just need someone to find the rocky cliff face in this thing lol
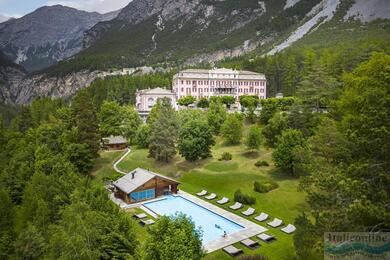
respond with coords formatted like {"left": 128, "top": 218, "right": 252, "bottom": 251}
{"left": 14, "top": 70, "right": 103, "bottom": 104}
{"left": 0, "top": 51, "right": 27, "bottom": 102}
{"left": 82, "top": 0, "right": 267, "bottom": 61}
{"left": 0, "top": 5, "right": 119, "bottom": 72}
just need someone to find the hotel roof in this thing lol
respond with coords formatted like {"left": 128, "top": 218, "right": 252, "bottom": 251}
{"left": 113, "top": 168, "right": 180, "bottom": 194}
{"left": 103, "top": 135, "right": 127, "bottom": 145}
{"left": 136, "top": 87, "right": 174, "bottom": 95}
{"left": 174, "top": 68, "right": 265, "bottom": 77}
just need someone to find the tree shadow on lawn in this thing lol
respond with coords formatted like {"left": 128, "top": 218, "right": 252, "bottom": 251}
{"left": 267, "top": 168, "right": 298, "bottom": 182}
{"left": 241, "top": 150, "right": 260, "bottom": 159}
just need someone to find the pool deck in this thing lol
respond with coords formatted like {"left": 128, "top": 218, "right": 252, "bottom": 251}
{"left": 114, "top": 190, "right": 268, "bottom": 253}
{"left": 177, "top": 190, "right": 268, "bottom": 253}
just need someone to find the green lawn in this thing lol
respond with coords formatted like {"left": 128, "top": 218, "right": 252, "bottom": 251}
{"left": 107, "top": 137, "right": 308, "bottom": 259}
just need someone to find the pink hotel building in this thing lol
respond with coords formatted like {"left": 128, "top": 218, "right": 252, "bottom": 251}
{"left": 172, "top": 68, "right": 266, "bottom": 101}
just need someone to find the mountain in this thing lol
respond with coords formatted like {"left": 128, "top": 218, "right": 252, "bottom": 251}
{"left": 47, "top": 0, "right": 390, "bottom": 75}
{"left": 52, "top": 0, "right": 322, "bottom": 73}
{"left": 1, "top": 0, "right": 390, "bottom": 105}
{"left": 0, "top": 5, "right": 120, "bottom": 72}
{"left": 0, "top": 14, "right": 11, "bottom": 23}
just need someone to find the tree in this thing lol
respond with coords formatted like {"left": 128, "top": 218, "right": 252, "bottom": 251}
{"left": 262, "top": 112, "right": 288, "bottom": 147}
{"left": 220, "top": 96, "right": 236, "bottom": 108}
{"left": 245, "top": 125, "right": 262, "bottom": 151}
{"left": 240, "top": 95, "right": 259, "bottom": 123}
{"left": 142, "top": 214, "right": 204, "bottom": 260}
{"left": 0, "top": 189, "right": 14, "bottom": 258}
{"left": 65, "top": 143, "right": 94, "bottom": 174}
{"left": 14, "top": 224, "right": 46, "bottom": 259}
{"left": 149, "top": 98, "right": 178, "bottom": 162}
{"left": 259, "top": 99, "right": 278, "bottom": 124}
{"left": 177, "top": 96, "right": 196, "bottom": 106}
{"left": 120, "top": 105, "right": 142, "bottom": 144}
{"left": 221, "top": 113, "right": 243, "bottom": 144}
{"left": 207, "top": 100, "right": 227, "bottom": 135}
{"left": 297, "top": 63, "right": 339, "bottom": 111}
{"left": 178, "top": 119, "right": 215, "bottom": 161}
{"left": 196, "top": 97, "right": 209, "bottom": 108}
{"left": 71, "top": 91, "right": 100, "bottom": 157}
{"left": 272, "top": 129, "right": 305, "bottom": 175}
{"left": 98, "top": 101, "right": 122, "bottom": 137}
{"left": 293, "top": 214, "right": 320, "bottom": 260}
{"left": 178, "top": 109, "right": 207, "bottom": 126}
{"left": 135, "top": 124, "right": 151, "bottom": 148}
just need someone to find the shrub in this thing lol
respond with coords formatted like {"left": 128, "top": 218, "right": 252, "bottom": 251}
{"left": 197, "top": 97, "right": 209, "bottom": 108}
{"left": 254, "top": 181, "right": 279, "bottom": 193}
{"left": 255, "top": 160, "right": 269, "bottom": 167}
{"left": 218, "top": 152, "right": 232, "bottom": 161}
{"left": 234, "top": 189, "right": 256, "bottom": 205}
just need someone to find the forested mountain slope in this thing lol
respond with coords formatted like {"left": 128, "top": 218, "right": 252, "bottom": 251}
{"left": 51, "top": 0, "right": 324, "bottom": 73}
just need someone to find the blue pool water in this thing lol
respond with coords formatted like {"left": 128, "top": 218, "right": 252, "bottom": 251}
{"left": 144, "top": 195, "right": 244, "bottom": 243}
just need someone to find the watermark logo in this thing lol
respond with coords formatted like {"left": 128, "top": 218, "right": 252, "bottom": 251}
{"left": 324, "top": 232, "right": 390, "bottom": 259}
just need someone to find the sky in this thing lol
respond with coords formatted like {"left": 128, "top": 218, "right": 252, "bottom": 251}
{"left": 0, "top": 0, "right": 131, "bottom": 19}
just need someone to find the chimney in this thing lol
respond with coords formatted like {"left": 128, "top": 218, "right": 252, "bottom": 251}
{"left": 131, "top": 172, "right": 135, "bottom": 179}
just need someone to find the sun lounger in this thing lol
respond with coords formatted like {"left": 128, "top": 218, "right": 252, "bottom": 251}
{"left": 217, "top": 197, "right": 229, "bottom": 204}
{"left": 254, "top": 212, "right": 269, "bottom": 222}
{"left": 133, "top": 213, "right": 147, "bottom": 219}
{"left": 242, "top": 207, "right": 255, "bottom": 216}
{"left": 196, "top": 190, "right": 207, "bottom": 196}
{"left": 205, "top": 193, "right": 217, "bottom": 200}
{"left": 257, "top": 233, "right": 276, "bottom": 243}
{"left": 267, "top": 218, "right": 283, "bottom": 227}
{"left": 281, "top": 224, "right": 296, "bottom": 234}
{"left": 229, "top": 202, "right": 243, "bottom": 210}
{"left": 240, "top": 238, "right": 260, "bottom": 249}
{"left": 140, "top": 219, "right": 155, "bottom": 226}
{"left": 223, "top": 245, "right": 243, "bottom": 256}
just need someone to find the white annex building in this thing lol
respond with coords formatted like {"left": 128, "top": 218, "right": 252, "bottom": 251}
{"left": 172, "top": 68, "right": 266, "bottom": 100}
{"left": 135, "top": 87, "right": 177, "bottom": 119}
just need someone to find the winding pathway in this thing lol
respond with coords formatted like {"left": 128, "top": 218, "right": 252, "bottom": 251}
{"left": 113, "top": 148, "right": 131, "bottom": 175}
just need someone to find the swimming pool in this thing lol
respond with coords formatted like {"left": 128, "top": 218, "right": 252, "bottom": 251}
{"left": 143, "top": 195, "right": 245, "bottom": 243}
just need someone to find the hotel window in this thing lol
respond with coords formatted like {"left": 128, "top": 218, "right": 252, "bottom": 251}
{"left": 260, "top": 89, "right": 264, "bottom": 93}
{"left": 181, "top": 80, "right": 184, "bottom": 84}
{"left": 130, "top": 188, "right": 155, "bottom": 201}
{"left": 181, "top": 88, "right": 184, "bottom": 92}
{"left": 193, "top": 88, "right": 196, "bottom": 92}
{"left": 198, "top": 81, "right": 202, "bottom": 85}
{"left": 250, "top": 88, "right": 253, "bottom": 93}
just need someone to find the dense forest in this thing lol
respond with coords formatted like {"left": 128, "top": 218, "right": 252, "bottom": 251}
{"left": 0, "top": 37, "right": 389, "bottom": 259}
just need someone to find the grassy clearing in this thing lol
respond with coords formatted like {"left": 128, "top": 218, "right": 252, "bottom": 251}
{"left": 108, "top": 135, "right": 308, "bottom": 259}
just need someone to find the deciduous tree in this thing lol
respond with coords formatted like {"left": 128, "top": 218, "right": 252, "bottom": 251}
{"left": 142, "top": 214, "right": 204, "bottom": 260}
{"left": 245, "top": 125, "right": 262, "bottom": 151}
{"left": 221, "top": 113, "right": 243, "bottom": 144}
{"left": 178, "top": 119, "right": 215, "bottom": 161}
{"left": 272, "top": 129, "right": 305, "bottom": 175}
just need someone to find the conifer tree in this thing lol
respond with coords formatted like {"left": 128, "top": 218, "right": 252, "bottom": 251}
{"left": 148, "top": 98, "right": 178, "bottom": 162}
